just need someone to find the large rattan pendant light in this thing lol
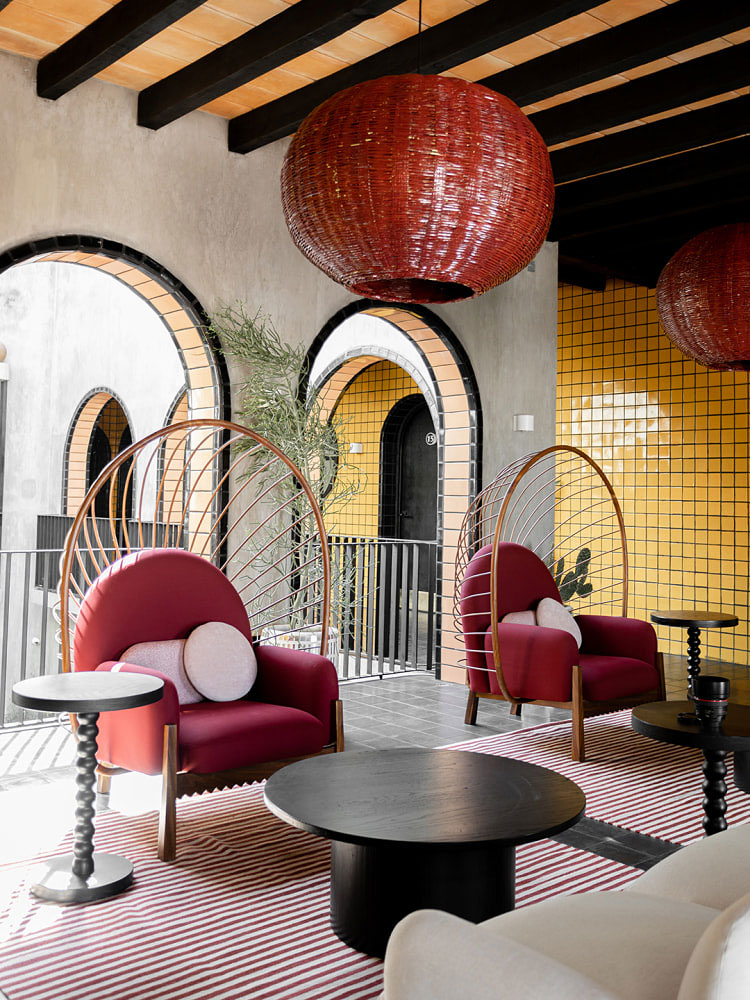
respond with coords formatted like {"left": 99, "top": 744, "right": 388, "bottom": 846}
{"left": 280, "top": 72, "right": 554, "bottom": 304}
{"left": 656, "top": 223, "right": 750, "bottom": 371}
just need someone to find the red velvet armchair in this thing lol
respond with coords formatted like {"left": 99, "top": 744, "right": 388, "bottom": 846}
{"left": 73, "top": 548, "right": 342, "bottom": 860}
{"left": 460, "top": 541, "right": 664, "bottom": 761}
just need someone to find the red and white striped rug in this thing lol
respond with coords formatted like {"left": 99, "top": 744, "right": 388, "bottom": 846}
{"left": 0, "top": 781, "right": 637, "bottom": 1000}
{"left": 446, "top": 707, "right": 750, "bottom": 845}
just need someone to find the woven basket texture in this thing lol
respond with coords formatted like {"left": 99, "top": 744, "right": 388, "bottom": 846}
{"left": 656, "top": 223, "right": 750, "bottom": 371}
{"left": 280, "top": 74, "right": 554, "bottom": 304}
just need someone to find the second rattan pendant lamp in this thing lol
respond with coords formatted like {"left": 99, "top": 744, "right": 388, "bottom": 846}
{"left": 280, "top": 18, "right": 554, "bottom": 305}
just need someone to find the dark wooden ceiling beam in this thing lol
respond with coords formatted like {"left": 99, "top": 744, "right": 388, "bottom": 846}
{"left": 531, "top": 41, "right": 750, "bottom": 147}
{"left": 481, "top": 0, "right": 750, "bottom": 109}
{"left": 550, "top": 95, "right": 750, "bottom": 184}
{"left": 559, "top": 253, "right": 652, "bottom": 289}
{"left": 138, "top": 0, "right": 402, "bottom": 130}
{"left": 36, "top": 0, "right": 204, "bottom": 100}
{"left": 551, "top": 136, "right": 750, "bottom": 235}
{"left": 559, "top": 193, "right": 750, "bottom": 262}
{"left": 227, "top": 0, "right": 596, "bottom": 154}
{"left": 553, "top": 167, "right": 750, "bottom": 243}
{"left": 558, "top": 256, "right": 609, "bottom": 290}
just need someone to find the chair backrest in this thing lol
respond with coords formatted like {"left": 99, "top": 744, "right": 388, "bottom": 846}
{"left": 460, "top": 541, "right": 561, "bottom": 670}
{"left": 73, "top": 548, "right": 253, "bottom": 671}
{"left": 679, "top": 893, "right": 750, "bottom": 1000}
{"left": 58, "top": 418, "right": 331, "bottom": 671}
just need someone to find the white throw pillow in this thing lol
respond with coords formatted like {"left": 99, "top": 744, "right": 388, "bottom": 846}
{"left": 183, "top": 622, "right": 257, "bottom": 702}
{"left": 501, "top": 610, "right": 537, "bottom": 627}
{"left": 536, "top": 597, "right": 582, "bottom": 649}
{"left": 120, "top": 638, "right": 202, "bottom": 705}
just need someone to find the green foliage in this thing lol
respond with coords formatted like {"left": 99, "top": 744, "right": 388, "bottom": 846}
{"left": 209, "top": 303, "right": 362, "bottom": 519}
{"left": 555, "top": 546, "right": 593, "bottom": 603}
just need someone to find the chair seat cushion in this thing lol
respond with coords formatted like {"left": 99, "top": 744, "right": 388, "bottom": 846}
{"left": 580, "top": 653, "right": 659, "bottom": 701}
{"left": 178, "top": 699, "right": 327, "bottom": 773}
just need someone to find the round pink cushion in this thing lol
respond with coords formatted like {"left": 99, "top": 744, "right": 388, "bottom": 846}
{"left": 184, "top": 622, "right": 257, "bottom": 702}
{"left": 536, "top": 597, "right": 582, "bottom": 649}
{"left": 120, "top": 638, "right": 202, "bottom": 705}
{"left": 501, "top": 610, "right": 536, "bottom": 626}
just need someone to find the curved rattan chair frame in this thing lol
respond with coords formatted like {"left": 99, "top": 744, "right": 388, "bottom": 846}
{"left": 489, "top": 446, "right": 626, "bottom": 701}
{"left": 455, "top": 445, "right": 628, "bottom": 702}
{"left": 59, "top": 418, "right": 331, "bottom": 671}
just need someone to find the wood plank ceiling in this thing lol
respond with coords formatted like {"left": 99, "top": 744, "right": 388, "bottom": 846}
{"left": 1, "top": 0, "right": 748, "bottom": 288}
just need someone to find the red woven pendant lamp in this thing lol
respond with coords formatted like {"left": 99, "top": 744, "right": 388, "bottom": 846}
{"left": 656, "top": 223, "right": 750, "bottom": 371}
{"left": 280, "top": 74, "right": 554, "bottom": 304}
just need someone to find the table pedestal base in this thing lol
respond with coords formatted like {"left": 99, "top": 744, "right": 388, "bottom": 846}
{"left": 331, "top": 840, "right": 515, "bottom": 958}
{"left": 31, "top": 852, "right": 133, "bottom": 903}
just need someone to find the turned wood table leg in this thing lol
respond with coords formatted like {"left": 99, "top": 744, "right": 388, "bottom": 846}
{"left": 31, "top": 710, "right": 135, "bottom": 903}
{"left": 686, "top": 625, "right": 702, "bottom": 700}
{"left": 702, "top": 748, "right": 728, "bottom": 836}
{"left": 72, "top": 712, "right": 99, "bottom": 879}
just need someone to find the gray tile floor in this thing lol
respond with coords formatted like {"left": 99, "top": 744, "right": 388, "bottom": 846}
{"left": 340, "top": 671, "right": 568, "bottom": 751}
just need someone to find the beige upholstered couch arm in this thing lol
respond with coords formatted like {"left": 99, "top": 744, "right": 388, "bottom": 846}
{"left": 381, "top": 909, "right": 619, "bottom": 1000}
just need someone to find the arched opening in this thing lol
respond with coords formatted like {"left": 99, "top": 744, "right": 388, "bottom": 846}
{"left": 307, "top": 301, "right": 481, "bottom": 680}
{"left": 85, "top": 395, "right": 134, "bottom": 520}
{"left": 0, "top": 236, "right": 228, "bottom": 432}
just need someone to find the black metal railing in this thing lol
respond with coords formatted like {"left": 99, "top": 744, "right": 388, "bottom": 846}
{"left": 0, "top": 549, "right": 62, "bottom": 729}
{"left": 0, "top": 534, "right": 442, "bottom": 729}
{"left": 329, "top": 535, "right": 440, "bottom": 680}
{"left": 35, "top": 514, "right": 180, "bottom": 590}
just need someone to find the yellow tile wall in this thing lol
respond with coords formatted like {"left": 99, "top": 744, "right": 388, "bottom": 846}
{"left": 558, "top": 280, "right": 750, "bottom": 665}
{"left": 327, "top": 360, "right": 420, "bottom": 537}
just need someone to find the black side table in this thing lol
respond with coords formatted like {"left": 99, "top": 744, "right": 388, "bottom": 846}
{"left": 650, "top": 610, "right": 739, "bottom": 700}
{"left": 12, "top": 671, "right": 163, "bottom": 903}
{"left": 265, "top": 748, "right": 585, "bottom": 958}
{"left": 632, "top": 700, "right": 750, "bottom": 836}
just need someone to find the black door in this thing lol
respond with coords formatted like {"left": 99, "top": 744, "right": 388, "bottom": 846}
{"left": 377, "top": 396, "right": 438, "bottom": 662}
{"left": 397, "top": 402, "right": 437, "bottom": 545}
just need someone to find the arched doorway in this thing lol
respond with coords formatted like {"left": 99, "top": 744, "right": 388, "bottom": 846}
{"left": 85, "top": 396, "right": 134, "bottom": 520}
{"left": 307, "top": 301, "right": 482, "bottom": 680}
{"left": 1, "top": 237, "right": 229, "bottom": 552}
{"left": 0, "top": 235, "right": 229, "bottom": 428}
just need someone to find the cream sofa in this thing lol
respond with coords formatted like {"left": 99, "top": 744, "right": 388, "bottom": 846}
{"left": 382, "top": 825, "right": 750, "bottom": 1000}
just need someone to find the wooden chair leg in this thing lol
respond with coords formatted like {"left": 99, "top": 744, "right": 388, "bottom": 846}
{"left": 465, "top": 689, "right": 479, "bottom": 725}
{"left": 571, "top": 664, "right": 585, "bottom": 762}
{"left": 334, "top": 699, "right": 345, "bottom": 752}
{"left": 96, "top": 767, "right": 112, "bottom": 796}
{"left": 159, "top": 724, "right": 178, "bottom": 862}
{"left": 510, "top": 703, "right": 522, "bottom": 717}
{"left": 655, "top": 650, "right": 666, "bottom": 701}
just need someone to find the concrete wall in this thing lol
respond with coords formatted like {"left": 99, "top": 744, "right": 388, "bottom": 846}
{"left": 0, "top": 48, "right": 558, "bottom": 692}
{"left": 0, "top": 48, "right": 558, "bottom": 494}
{"left": 0, "top": 261, "right": 184, "bottom": 550}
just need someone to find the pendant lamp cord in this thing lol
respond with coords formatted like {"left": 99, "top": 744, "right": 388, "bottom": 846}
{"left": 417, "top": 0, "right": 423, "bottom": 74}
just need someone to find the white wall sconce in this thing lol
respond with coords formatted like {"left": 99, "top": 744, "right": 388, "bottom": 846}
{"left": 349, "top": 442, "right": 363, "bottom": 454}
{"left": 513, "top": 414, "right": 534, "bottom": 432}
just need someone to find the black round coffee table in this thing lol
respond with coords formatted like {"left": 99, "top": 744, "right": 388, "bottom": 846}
{"left": 632, "top": 700, "right": 750, "bottom": 837}
{"left": 650, "top": 610, "right": 738, "bottom": 701}
{"left": 12, "top": 671, "right": 163, "bottom": 903}
{"left": 264, "top": 748, "right": 585, "bottom": 957}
